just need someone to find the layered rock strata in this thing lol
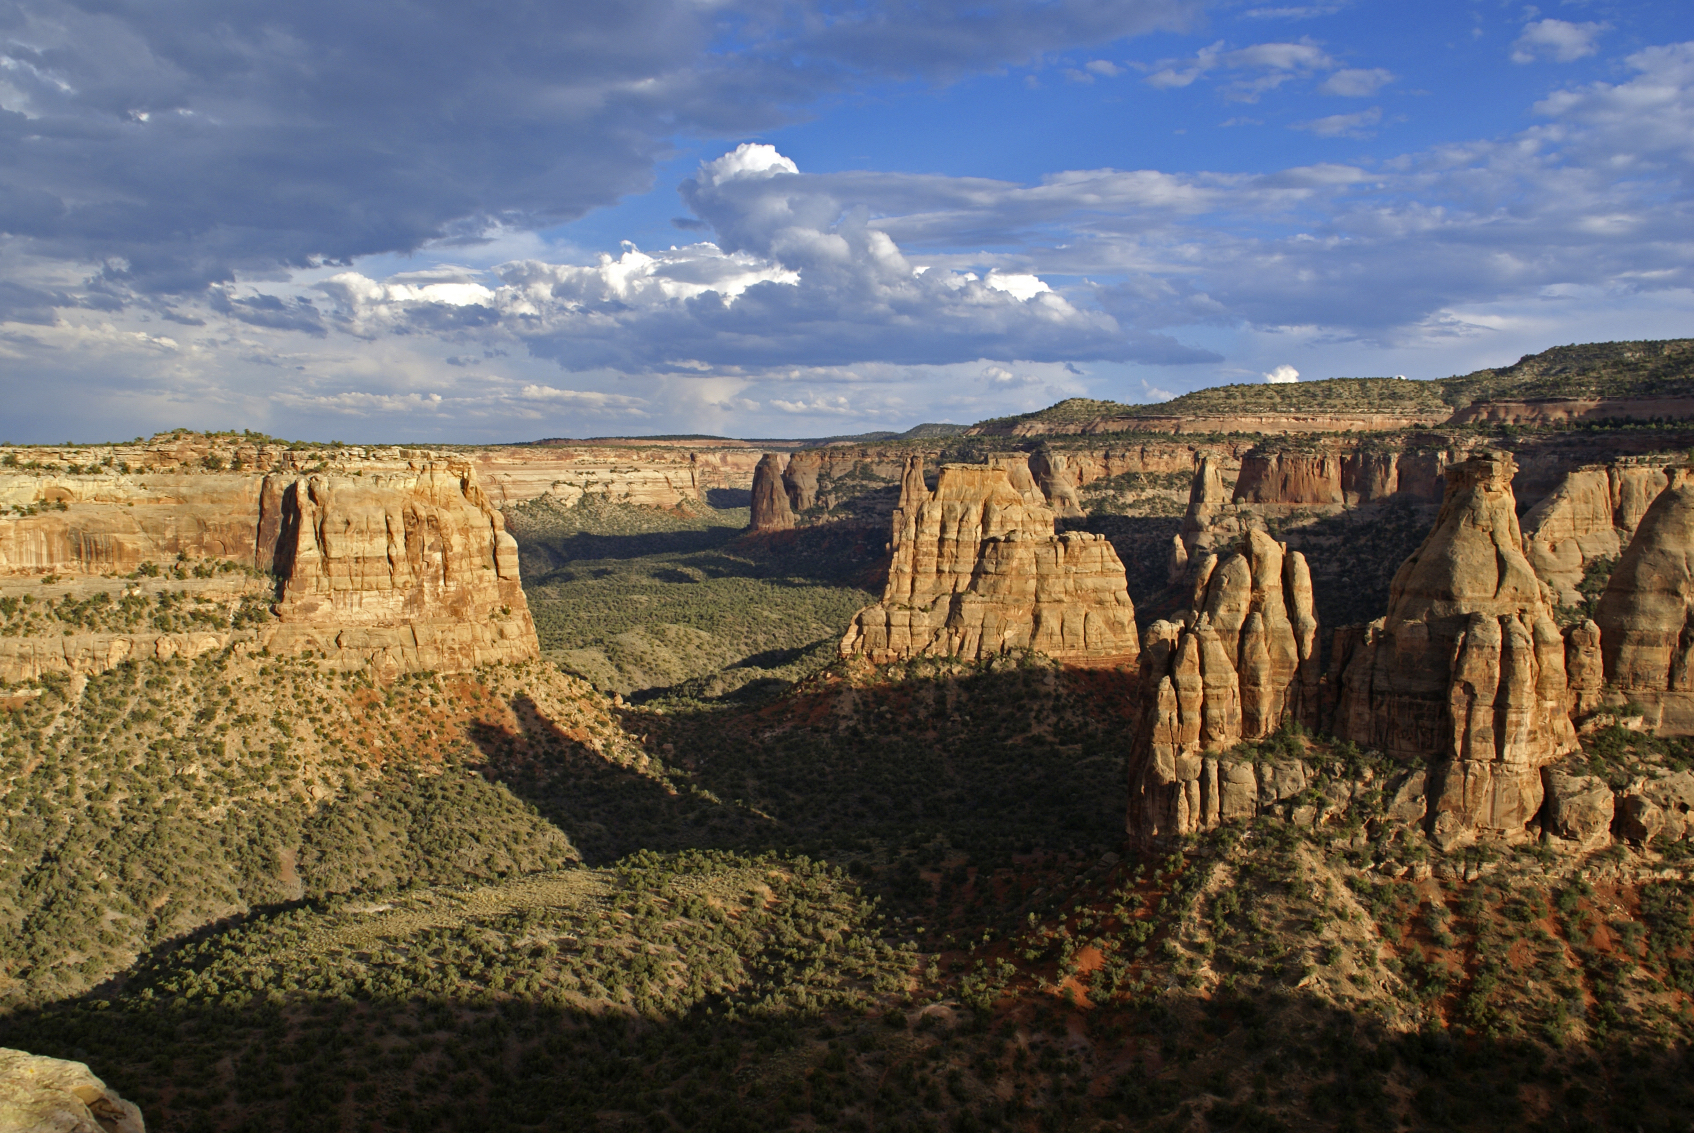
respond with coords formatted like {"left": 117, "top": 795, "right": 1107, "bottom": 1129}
{"left": 1593, "top": 467, "right": 1694, "bottom": 732}
{"left": 1126, "top": 530, "right": 1320, "bottom": 840}
{"left": 1331, "top": 451, "right": 1577, "bottom": 848}
{"left": 840, "top": 456, "right": 1138, "bottom": 665}
{"left": 0, "top": 461, "right": 537, "bottom": 682}
{"left": 0, "top": 1047, "right": 144, "bottom": 1133}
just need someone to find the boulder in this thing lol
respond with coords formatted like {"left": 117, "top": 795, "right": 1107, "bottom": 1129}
{"left": 0, "top": 1047, "right": 144, "bottom": 1133}
{"left": 840, "top": 456, "right": 1139, "bottom": 665}
{"left": 1541, "top": 768, "right": 1615, "bottom": 851}
{"left": 1617, "top": 793, "right": 1666, "bottom": 845}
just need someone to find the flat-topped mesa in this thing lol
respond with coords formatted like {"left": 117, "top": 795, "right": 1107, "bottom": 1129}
{"left": 748, "top": 453, "right": 797, "bottom": 532}
{"left": 0, "top": 458, "right": 537, "bottom": 681}
{"left": 1331, "top": 450, "right": 1577, "bottom": 849}
{"left": 1126, "top": 529, "right": 1321, "bottom": 842}
{"left": 1594, "top": 466, "right": 1694, "bottom": 732}
{"left": 839, "top": 455, "right": 1138, "bottom": 665}
{"left": 260, "top": 463, "right": 538, "bottom": 678}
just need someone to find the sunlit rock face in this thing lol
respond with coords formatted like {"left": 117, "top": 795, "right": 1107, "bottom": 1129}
{"left": 1331, "top": 451, "right": 1576, "bottom": 849}
{"left": 1125, "top": 530, "right": 1320, "bottom": 842}
{"left": 1594, "top": 467, "right": 1694, "bottom": 733}
{"left": 840, "top": 455, "right": 1138, "bottom": 665}
{"left": 0, "top": 460, "right": 537, "bottom": 683}
{"left": 264, "top": 463, "right": 538, "bottom": 678}
{"left": 1522, "top": 462, "right": 1670, "bottom": 607}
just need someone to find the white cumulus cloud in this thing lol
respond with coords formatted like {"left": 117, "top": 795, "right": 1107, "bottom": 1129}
{"left": 1263, "top": 364, "right": 1300, "bottom": 384}
{"left": 1511, "top": 19, "right": 1609, "bottom": 64}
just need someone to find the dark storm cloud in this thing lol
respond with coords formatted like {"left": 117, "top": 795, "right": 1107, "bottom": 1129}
{"left": 0, "top": 0, "right": 1201, "bottom": 297}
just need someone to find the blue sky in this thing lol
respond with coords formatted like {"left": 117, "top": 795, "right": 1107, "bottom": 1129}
{"left": 0, "top": 0, "right": 1689, "bottom": 441}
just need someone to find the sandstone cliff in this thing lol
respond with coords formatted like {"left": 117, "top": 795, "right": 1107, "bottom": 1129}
{"left": 0, "top": 458, "right": 537, "bottom": 682}
{"left": 1593, "top": 467, "right": 1694, "bottom": 732}
{"left": 1331, "top": 451, "right": 1576, "bottom": 848}
{"left": 1522, "top": 461, "right": 1671, "bottom": 607}
{"left": 1125, "top": 530, "right": 1320, "bottom": 840}
{"left": 0, "top": 1047, "right": 144, "bottom": 1133}
{"left": 840, "top": 456, "right": 1138, "bottom": 665}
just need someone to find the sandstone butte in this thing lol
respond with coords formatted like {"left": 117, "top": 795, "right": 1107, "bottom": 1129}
{"left": 1328, "top": 451, "right": 1578, "bottom": 850}
{"left": 839, "top": 455, "right": 1139, "bottom": 665}
{"left": 0, "top": 453, "right": 537, "bottom": 683}
{"left": 1521, "top": 460, "right": 1672, "bottom": 607}
{"left": 1125, "top": 529, "right": 1321, "bottom": 840}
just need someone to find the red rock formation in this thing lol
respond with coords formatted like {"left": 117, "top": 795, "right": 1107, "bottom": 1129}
{"left": 1593, "top": 467, "right": 1694, "bottom": 732}
{"left": 1126, "top": 529, "right": 1320, "bottom": 841}
{"left": 1233, "top": 450, "right": 1345, "bottom": 506}
{"left": 749, "top": 454, "right": 797, "bottom": 532}
{"left": 1331, "top": 451, "right": 1577, "bottom": 848}
{"left": 840, "top": 455, "right": 1138, "bottom": 665}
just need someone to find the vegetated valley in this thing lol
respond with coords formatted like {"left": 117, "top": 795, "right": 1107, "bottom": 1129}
{"left": 5, "top": 340, "right": 1694, "bottom": 1133}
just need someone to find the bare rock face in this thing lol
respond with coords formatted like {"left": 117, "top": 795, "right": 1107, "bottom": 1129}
{"left": 262, "top": 463, "right": 538, "bottom": 678}
{"left": 1522, "top": 462, "right": 1670, "bottom": 607}
{"left": 0, "top": 1047, "right": 144, "bottom": 1133}
{"left": 1233, "top": 450, "right": 1345, "bottom": 506}
{"left": 1178, "top": 453, "right": 1265, "bottom": 567}
{"left": 1125, "top": 530, "right": 1320, "bottom": 841}
{"left": 1594, "top": 468, "right": 1694, "bottom": 733}
{"left": 1541, "top": 766, "right": 1615, "bottom": 851}
{"left": 0, "top": 461, "right": 537, "bottom": 683}
{"left": 1564, "top": 618, "right": 1605, "bottom": 717}
{"left": 1332, "top": 451, "right": 1576, "bottom": 849}
{"left": 1028, "top": 450, "right": 1085, "bottom": 518}
{"left": 749, "top": 454, "right": 797, "bottom": 532}
{"left": 840, "top": 455, "right": 1138, "bottom": 665}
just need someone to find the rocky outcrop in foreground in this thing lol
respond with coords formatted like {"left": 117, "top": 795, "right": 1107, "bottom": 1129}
{"left": 0, "top": 1047, "right": 143, "bottom": 1133}
{"left": 840, "top": 456, "right": 1138, "bottom": 665}
{"left": 1331, "top": 451, "right": 1576, "bottom": 848}
{"left": 1125, "top": 530, "right": 1320, "bottom": 839}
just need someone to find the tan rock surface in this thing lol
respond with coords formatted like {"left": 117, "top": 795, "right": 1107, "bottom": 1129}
{"left": 1522, "top": 462, "right": 1670, "bottom": 606}
{"left": 1126, "top": 530, "right": 1320, "bottom": 841}
{"left": 1541, "top": 767, "right": 1615, "bottom": 851}
{"left": 840, "top": 456, "right": 1138, "bottom": 665}
{"left": 1594, "top": 467, "right": 1694, "bottom": 733}
{"left": 1332, "top": 451, "right": 1577, "bottom": 848}
{"left": 0, "top": 1047, "right": 143, "bottom": 1133}
{"left": 749, "top": 453, "right": 797, "bottom": 532}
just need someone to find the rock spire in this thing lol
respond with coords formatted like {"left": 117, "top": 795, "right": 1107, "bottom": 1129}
{"left": 748, "top": 453, "right": 797, "bottom": 532}
{"left": 1331, "top": 450, "right": 1576, "bottom": 848}
{"left": 1126, "top": 529, "right": 1320, "bottom": 841}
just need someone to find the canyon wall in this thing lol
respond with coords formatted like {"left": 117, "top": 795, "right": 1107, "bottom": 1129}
{"left": 840, "top": 456, "right": 1139, "bottom": 665}
{"left": 0, "top": 451, "right": 537, "bottom": 682}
